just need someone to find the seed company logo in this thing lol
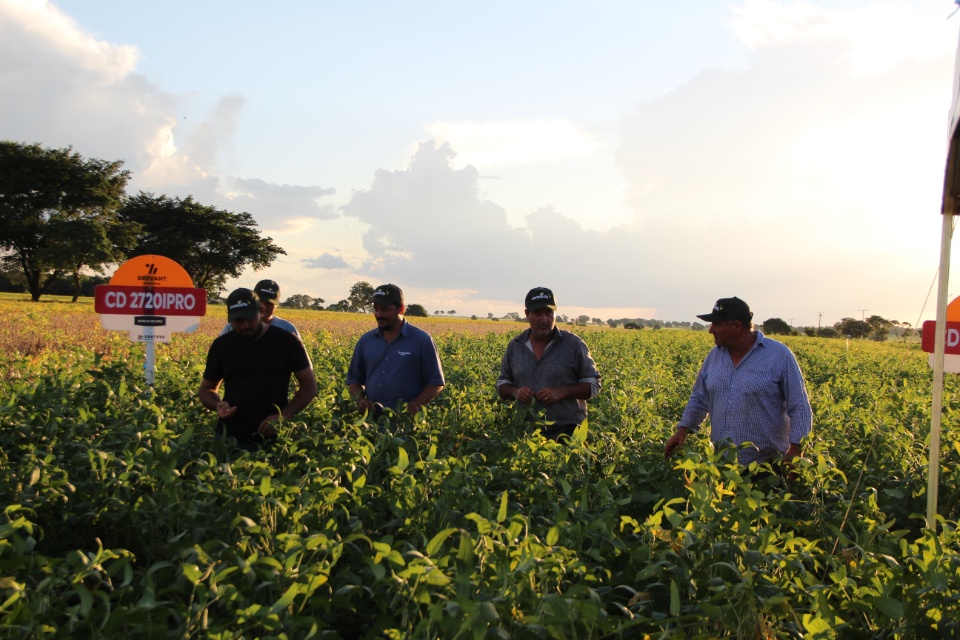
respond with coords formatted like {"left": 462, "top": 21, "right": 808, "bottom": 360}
{"left": 136, "top": 262, "right": 168, "bottom": 282}
{"left": 109, "top": 255, "right": 193, "bottom": 288}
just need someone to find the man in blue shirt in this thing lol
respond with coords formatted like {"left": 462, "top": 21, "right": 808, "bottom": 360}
{"left": 347, "top": 284, "right": 445, "bottom": 416}
{"left": 664, "top": 297, "right": 812, "bottom": 466}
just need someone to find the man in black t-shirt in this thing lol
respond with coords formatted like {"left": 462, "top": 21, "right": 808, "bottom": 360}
{"left": 199, "top": 288, "right": 318, "bottom": 449}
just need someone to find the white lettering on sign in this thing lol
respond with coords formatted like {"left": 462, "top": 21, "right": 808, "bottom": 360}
{"left": 949, "top": 328, "right": 960, "bottom": 348}
{"left": 104, "top": 291, "right": 198, "bottom": 312}
{"left": 105, "top": 291, "right": 126, "bottom": 307}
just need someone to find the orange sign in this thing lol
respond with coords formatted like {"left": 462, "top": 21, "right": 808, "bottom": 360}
{"left": 109, "top": 255, "right": 194, "bottom": 288}
{"left": 97, "top": 255, "right": 205, "bottom": 343}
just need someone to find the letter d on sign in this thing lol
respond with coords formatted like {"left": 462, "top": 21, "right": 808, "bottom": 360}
{"left": 949, "top": 328, "right": 960, "bottom": 348}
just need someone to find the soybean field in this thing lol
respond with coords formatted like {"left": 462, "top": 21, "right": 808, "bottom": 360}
{"left": 2, "top": 298, "right": 960, "bottom": 638}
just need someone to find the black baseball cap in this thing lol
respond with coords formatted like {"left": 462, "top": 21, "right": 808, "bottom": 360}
{"left": 254, "top": 279, "right": 280, "bottom": 304}
{"left": 372, "top": 283, "right": 403, "bottom": 307}
{"left": 226, "top": 288, "right": 261, "bottom": 321}
{"left": 696, "top": 297, "right": 753, "bottom": 324}
{"left": 525, "top": 287, "right": 557, "bottom": 311}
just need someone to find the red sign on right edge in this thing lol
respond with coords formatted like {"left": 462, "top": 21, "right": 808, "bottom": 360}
{"left": 921, "top": 320, "right": 960, "bottom": 355}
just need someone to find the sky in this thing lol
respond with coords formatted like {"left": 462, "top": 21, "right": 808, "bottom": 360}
{"left": 2, "top": 0, "right": 960, "bottom": 327}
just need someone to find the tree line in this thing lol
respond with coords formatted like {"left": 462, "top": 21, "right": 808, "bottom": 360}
{"left": 0, "top": 142, "right": 283, "bottom": 301}
{"left": 759, "top": 315, "right": 912, "bottom": 341}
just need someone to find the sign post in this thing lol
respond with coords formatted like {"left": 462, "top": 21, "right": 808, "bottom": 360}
{"left": 95, "top": 255, "right": 206, "bottom": 386}
{"left": 920, "top": 295, "right": 960, "bottom": 528}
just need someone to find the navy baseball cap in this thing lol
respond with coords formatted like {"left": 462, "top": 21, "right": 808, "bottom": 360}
{"left": 372, "top": 284, "right": 403, "bottom": 307}
{"left": 696, "top": 297, "right": 753, "bottom": 323}
{"left": 254, "top": 279, "right": 280, "bottom": 304}
{"left": 226, "top": 288, "right": 261, "bottom": 321}
{"left": 525, "top": 287, "right": 557, "bottom": 311}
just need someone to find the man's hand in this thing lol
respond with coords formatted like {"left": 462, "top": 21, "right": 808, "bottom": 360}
{"left": 664, "top": 427, "right": 689, "bottom": 458}
{"left": 356, "top": 395, "right": 377, "bottom": 415}
{"left": 216, "top": 401, "right": 237, "bottom": 419}
{"left": 513, "top": 386, "right": 536, "bottom": 404}
{"left": 534, "top": 387, "right": 565, "bottom": 405}
{"left": 258, "top": 414, "right": 279, "bottom": 436}
{"left": 782, "top": 443, "right": 803, "bottom": 481}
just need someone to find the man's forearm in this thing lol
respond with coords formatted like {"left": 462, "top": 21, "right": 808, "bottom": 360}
{"left": 558, "top": 382, "right": 594, "bottom": 401}
{"left": 348, "top": 383, "right": 366, "bottom": 401}
{"left": 198, "top": 379, "right": 223, "bottom": 411}
{"left": 281, "top": 387, "right": 316, "bottom": 420}
{"left": 410, "top": 385, "right": 443, "bottom": 411}
{"left": 497, "top": 383, "right": 519, "bottom": 400}
{"left": 199, "top": 389, "right": 221, "bottom": 411}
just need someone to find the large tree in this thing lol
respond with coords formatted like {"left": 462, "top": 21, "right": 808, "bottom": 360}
{"left": 762, "top": 317, "right": 792, "bottom": 335}
{"left": 347, "top": 281, "right": 375, "bottom": 313}
{"left": 866, "top": 314, "right": 893, "bottom": 342}
{"left": 119, "top": 192, "right": 285, "bottom": 295}
{"left": 834, "top": 317, "right": 872, "bottom": 338}
{"left": 0, "top": 142, "right": 131, "bottom": 301}
{"left": 280, "top": 294, "right": 315, "bottom": 309}
{"left": 405, "top": 303, "right": 428, "bottom": 317}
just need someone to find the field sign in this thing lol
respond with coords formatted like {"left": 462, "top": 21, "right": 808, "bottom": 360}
{"left": 922, "top": 295, "right": 960, "bottom": 373}
{"left": 921, "top": 320, "right": 960, "bottom": 355}
{"left": 95, "top": 256, "right": 206, "bottom": 343}
{"left": 95, "top": 255, "right": 207, "bottom": 386}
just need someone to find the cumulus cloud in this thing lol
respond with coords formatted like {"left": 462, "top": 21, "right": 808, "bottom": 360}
{"left": 728, "top": 0, "right": 955, "bottom": 75}
{"left": 0, "top": 0, "right": 332, "bottom": 237}
{"left": 342, "top": 142, "right": 536, "bottom": 296}
{"left": 425, "top": 118, "right": 602, "bottom": 168}
{"left": 302, "top": 253, "right": 352, "bottom": 269}
{"left": 221, "top": 177, "right": 336, "bottom": 232}
{"left": 337, "top": 2, "right": 952, "bottom": 322}
{"left": 340, "top": 141, "right": 643, "bottom": 309}
{"left": 0, "top": 0, "right": 174, "bottom": 168}
{"left": 612, "top": 0, "right": 952, "bottom": 320}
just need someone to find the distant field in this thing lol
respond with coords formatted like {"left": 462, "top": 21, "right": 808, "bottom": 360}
{"left": 2, "top": 298, "right": 959, "bottom": 637}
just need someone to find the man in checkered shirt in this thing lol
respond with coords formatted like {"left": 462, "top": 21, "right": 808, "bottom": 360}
{"left": 664, "top": 297, "right": 812, "bottom": 467}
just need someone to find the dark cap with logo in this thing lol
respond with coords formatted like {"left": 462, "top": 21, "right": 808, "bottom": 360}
{"left": 372, "top": 283, "right": 404, "bottom": 307}
{"left": 525, "top": 287, "right": 557, "bottom": 311}
{"left": 254, "top": 279, "right": 280, "bottom": 304}
{"left": 226, "top": 288, "right": 261, "bottom": 321}
{"left": 696, "top": 297, "right": 753, "bottom": 324}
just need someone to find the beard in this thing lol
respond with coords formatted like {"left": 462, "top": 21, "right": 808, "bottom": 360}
{"left": 237, "top": 320, "right": 264, "bottom": 342}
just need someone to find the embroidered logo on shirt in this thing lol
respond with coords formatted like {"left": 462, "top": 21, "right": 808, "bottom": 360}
{"left": 398, "top": 351, "right": 412, "bottom": 356}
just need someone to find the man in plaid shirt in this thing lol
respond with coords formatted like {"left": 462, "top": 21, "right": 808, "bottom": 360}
{"left": 664, "top": 297, "right": 812, "bottom": 467}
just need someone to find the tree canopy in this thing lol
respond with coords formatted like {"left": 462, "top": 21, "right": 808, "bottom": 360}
{"left": 834, "top": 317, "right": 872, "bottom": 339}
{"left": 281, "top": 294, "right": 325, "bottom": 310}
{"left": 405, "top": 303, "right": 428, "bottom": 317}
{"left": 119, "top": 192, "right": 285, "bottom": 295}
{"left": 866, "top": 315, "right": 893, "bottom": 342}
{"left": 761, "top": 317, "right": 792, "bottom": 335}
{"left": 0, "top": 141, "right": 131, "bottom": 301}
{"left": 347, "top": 281, "right": 375, "bottom": 313}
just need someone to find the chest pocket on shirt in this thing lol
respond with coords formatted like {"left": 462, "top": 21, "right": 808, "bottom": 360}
{"left": 737, "top": 369, "right": 780, "bottom": 400}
